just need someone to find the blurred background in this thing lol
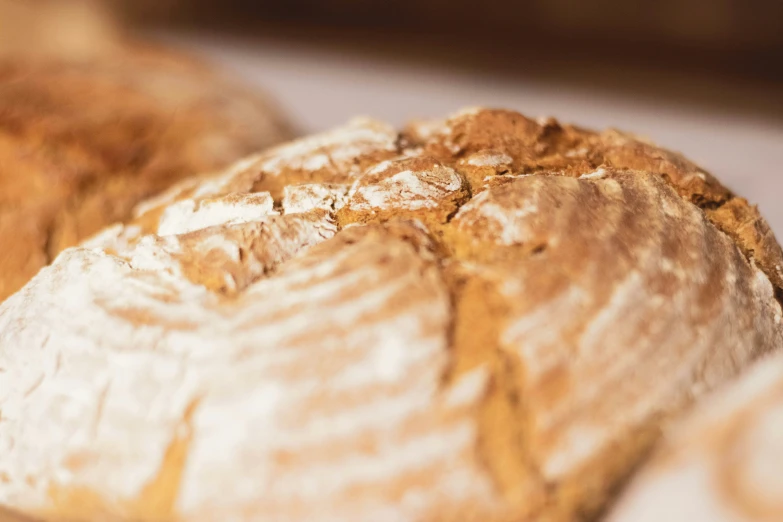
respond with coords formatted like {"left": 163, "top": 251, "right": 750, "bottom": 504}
{"left": 3, "top": 0, "right": 782, "bottom": 232}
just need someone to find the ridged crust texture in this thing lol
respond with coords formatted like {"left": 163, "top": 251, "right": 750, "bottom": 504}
{"left": 0, "top": 108, "right": 781, "bottom": 521}
{"left": 0, "top": 45, "right": 293, "bottom": 302}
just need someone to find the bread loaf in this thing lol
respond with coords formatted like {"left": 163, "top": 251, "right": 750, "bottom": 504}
{"left": 607, "top": 349, "right": 783, "bottom": 522}
{"left": 0, "top": 108, "right": 780, "bottom": 521}
{"left": 0, "top": 46, "right": 293, "bottom": 302}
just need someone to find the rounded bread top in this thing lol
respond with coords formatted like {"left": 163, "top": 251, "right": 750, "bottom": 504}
{"left": 0, "top": 108, "right": 781, "bottom": 521}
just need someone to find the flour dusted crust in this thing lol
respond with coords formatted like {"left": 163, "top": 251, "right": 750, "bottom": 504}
{"left": 607, "top": 351, "right": 783, "bottom": 522}
{"left": 0, "top": 109, "right": 781, "bottom": 521}
{"left": 0, "top": 46, "right": 293, "bottom": 302}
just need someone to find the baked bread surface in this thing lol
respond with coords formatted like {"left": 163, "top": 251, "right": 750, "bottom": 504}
{"left": 0, "top": 46, "right": 293, "bottom": 302}
{"left": 607, "top": 349, "right": 783, "bottom": 522}
{"left": 0, "top": 108, "right": 781, "bottom": 521}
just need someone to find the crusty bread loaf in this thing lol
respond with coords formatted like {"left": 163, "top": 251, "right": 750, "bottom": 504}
{"left": 0, "top": 46, "right": 293, "bottom": 302}
{"left": 0, "top": 108, "right": 780, "bottom": 521}
{"left": 607, "top": 350, "right": 783, "bottom": 522}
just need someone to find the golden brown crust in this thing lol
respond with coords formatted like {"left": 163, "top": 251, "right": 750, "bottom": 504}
{"left": 0, "top": 48, "right": 293, "bottom": 301}
{"left": 403, "top": 108, "right": 782, "bottom": 301}
{"left": 706, "top": 198, "right": 783, "bottom": 291}
{"left": 0, "top": 108, "right": 780, "bottom": 521}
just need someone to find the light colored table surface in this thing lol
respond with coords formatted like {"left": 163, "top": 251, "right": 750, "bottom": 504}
{"left": 164, "top": 31, "right": 783, "bottom": 236}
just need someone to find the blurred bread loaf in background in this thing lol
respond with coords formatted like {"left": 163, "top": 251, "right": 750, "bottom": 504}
{"left": 607, "top": 349, "right": 783, "bottom": 522}
{"left": 0, "top": 0, "right": 121, "bottom": 60}
{"left": 0, "top": 0, "right": 294, "bottom": 302}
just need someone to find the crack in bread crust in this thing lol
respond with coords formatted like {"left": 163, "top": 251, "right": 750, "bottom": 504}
{"left": 0, "top": 108, "right": 781, "bottom": 522}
